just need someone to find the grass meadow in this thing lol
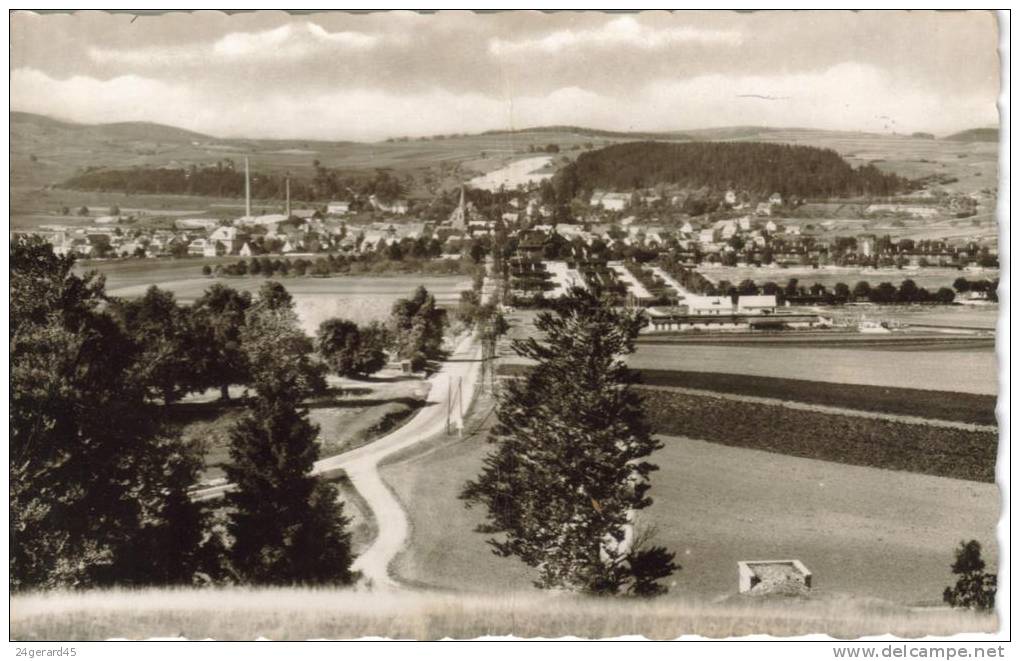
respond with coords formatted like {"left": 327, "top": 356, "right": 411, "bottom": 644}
{"left": 10, "top": 588, "right": 998, "bottom": 640}
{"left": 379, "top": 397, "right": 998, "bottom": 605}
{"left": 625, "top": 342, "right": 998, "bottom": 395}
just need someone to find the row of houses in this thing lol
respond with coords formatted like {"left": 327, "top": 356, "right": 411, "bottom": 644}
{"left": 589, "top": 188, "right": 784, "bottom": 215}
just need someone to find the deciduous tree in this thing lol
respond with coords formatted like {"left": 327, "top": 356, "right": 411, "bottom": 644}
{"left": 390, "top": 285, "right": 447, "bottom": 371}
{"left": 11, "top": 237, "right": 207, "bottom": 590}
{"left": 191, "top": 284, "right": 253, "bottom": 400}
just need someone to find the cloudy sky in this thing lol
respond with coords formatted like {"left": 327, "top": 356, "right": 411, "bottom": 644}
{"left": 10, "top": 10, "right": 1002, "bottom": 141}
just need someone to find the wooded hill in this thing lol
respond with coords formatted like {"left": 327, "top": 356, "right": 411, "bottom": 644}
{"left": 553, "top": 141, "right": 913, "bottom": 200}
{"left": 58, "top": 162, "right": 407, "bottom": 203}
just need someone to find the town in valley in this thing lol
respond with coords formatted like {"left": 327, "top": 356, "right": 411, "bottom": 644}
{"left": 9, "top": 9, "right": 1004, "bottom": 643}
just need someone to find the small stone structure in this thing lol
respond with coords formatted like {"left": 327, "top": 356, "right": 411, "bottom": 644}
{"left": 737, "top": 559, "right": 812, "bottom": 595}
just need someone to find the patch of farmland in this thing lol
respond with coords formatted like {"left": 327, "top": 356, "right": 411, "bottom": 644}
{"left": 497, "top": 364, "right": 996, "bottom": 426}
{"left": 626, "top": 343, "right": 997, "bottom": 395}
{"left": 638, "top": 389, "right": 998, "bottom": 482}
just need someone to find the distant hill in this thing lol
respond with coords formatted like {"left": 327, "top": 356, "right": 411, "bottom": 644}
{"left": 10, "top": 111, "right": 213, "bottom": 143}
{"left": 942, "top": 128, "right": 998, "bottom": 142}
{"left": 9, "top": 112, "right": 443, "bottom": 190}
{"left": 551, "top": 141, "right": 912, "bottom": 201}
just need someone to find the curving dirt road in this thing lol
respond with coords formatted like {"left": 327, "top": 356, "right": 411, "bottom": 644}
{"left": 321, "top": 332, "right": 483, "bottom": 588}
{"left": 191, "top": 331, "right": 484, "bottom": 588}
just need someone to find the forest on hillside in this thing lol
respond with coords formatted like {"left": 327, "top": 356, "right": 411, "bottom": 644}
{"left": 551, "top": 141, "right": 914, "bottom": 200}
{"left": 59, "top": 161, "right": 407, "bottom": 203}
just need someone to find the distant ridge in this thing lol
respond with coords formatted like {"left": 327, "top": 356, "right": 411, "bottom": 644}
{"left": 10, "top": 111, "right": 214, "bottom": 142}
{"left": 482, "top": 125, "right": 695, "bottom": 141}
{"left": 942, "top": 128, "right": 998, "bottom": 142}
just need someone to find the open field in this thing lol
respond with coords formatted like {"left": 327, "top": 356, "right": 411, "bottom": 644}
{"left": 636, "top": 332, "right": 995, "bottom": 349}
{"left": 467, "top": 155, "right": 555, "bottom": 190}
{"left": 10, "top": 587, "right": 997, "bottom": 640}
{"left": 10, "top": 187, "right": 250, "bottom": 231}
{"left": 497, "top": 365, "right": 997, "bottom": 425}
{"left": 381, "top": 411, "right": 998, "bottom": 604}
{"left": 638, "top": 389, "right": 998, "bottom": 482}
{"left": 776, "top": 213, "right": 1000, "bottom": 245}
{"left": 81, "top": 260, "right": 473, "bottom": 334}
{"left": 624, "top": 343, "right": 998, "bottom": 395}
{"left": 697, "top": 266, "right": 999, "bottom": 292}
{"left": 874, "top": 306, "right": 1000, "bottom": 330}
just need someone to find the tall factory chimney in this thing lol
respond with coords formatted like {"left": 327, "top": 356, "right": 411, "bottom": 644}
{"left": 245, "top": 157, "right": 251, "bottom": 218}
{"left": 286, "top": 175, "right": 291, "bottom": 218}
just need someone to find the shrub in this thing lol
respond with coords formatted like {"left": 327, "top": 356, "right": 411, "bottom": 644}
{"left": 943, "top": 540, "right": 997, "bottom": 611}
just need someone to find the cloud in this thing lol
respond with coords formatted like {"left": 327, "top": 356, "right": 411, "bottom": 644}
{"left": 489, "top": 16, "right": 743, "bottom": 56}
{"left": 88, "top": 21, "right": 380, "bottom": 68}
{"left": 11, "top": 62, "right": 997, "bottom": 142}
{"left": 213, "top": 22, "right": 379, "bottom": 60}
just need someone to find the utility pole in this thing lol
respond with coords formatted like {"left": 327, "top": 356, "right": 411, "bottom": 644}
{"left": 285, "top": 173, "right": 291, "bottom": 218}
{"left": 458, "top": 376, "right": 464, "bottom": 438}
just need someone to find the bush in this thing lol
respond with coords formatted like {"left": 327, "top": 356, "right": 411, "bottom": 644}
{"left": 943, "top": 540, "right": 997, "bottom": 611}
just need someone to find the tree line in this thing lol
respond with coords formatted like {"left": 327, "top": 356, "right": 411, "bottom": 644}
{"left": 60, "top": 161, "right": 410, "bottom": 204}
{"left": 207, "top": 253, "right": 481, "bottom": 279}
{"left": 709, "top": 277, "right": 959, "bottom": 305}
{"left": 11, "top": 235, "right": 450, "bottom": 590}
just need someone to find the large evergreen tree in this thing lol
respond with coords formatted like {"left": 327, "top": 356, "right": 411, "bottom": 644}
{"left": 461, "top": 287, "right": 677, "bottom": 595}
{"left": 224, "top": 395, "right": 354, "bottom": 585}
{"left": 225, "top": 280, "right": 353, "bottom": 585}
{"left": 11, "top": 236, "right": 207, "bottom": 589}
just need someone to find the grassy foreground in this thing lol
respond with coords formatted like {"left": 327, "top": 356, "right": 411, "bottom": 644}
{"left": 11, "top": 588, "right": 996, "bottom": 641}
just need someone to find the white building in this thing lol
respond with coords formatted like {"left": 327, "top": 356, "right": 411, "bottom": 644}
{"left": 687, "top": 295, "right": 733, "bottom": 315}
{"left": 736, "top": 295, "right": 778, "bottom": 314}
{"left": 176, "top": 218, "right": 220, "bottom": 230}
{"left": 327, "top": 201, "right": 351, "bottom": 215}
{"left": 698, "top": 228, "right": 717, "bottom": 245}
{"left": 589, "top": 190, "right": 630, "bottom": 211}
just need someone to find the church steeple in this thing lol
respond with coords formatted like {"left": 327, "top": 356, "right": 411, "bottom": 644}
{"left": 449, "top": 185, "right": 469, "bottom": 230}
